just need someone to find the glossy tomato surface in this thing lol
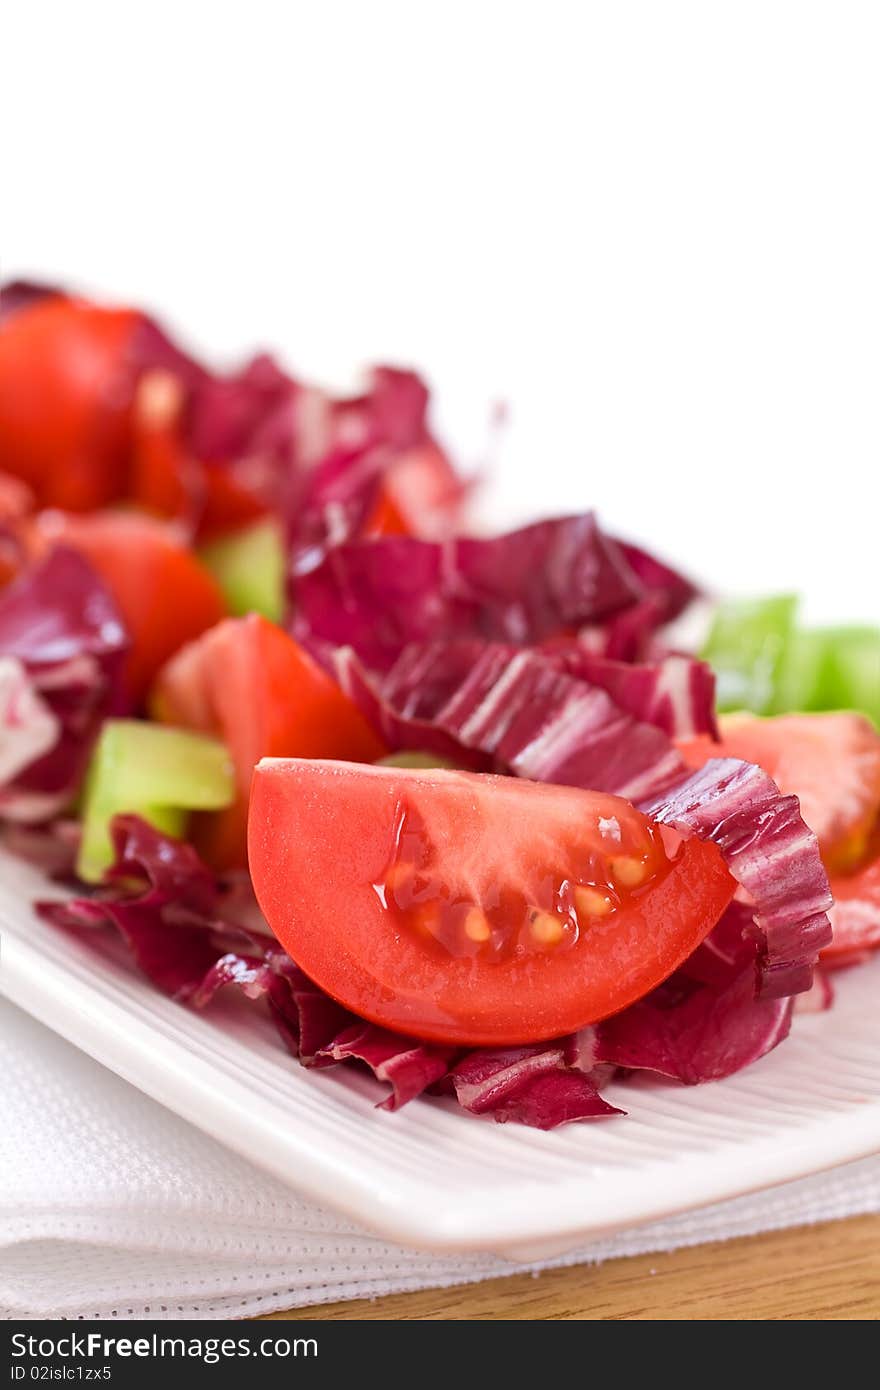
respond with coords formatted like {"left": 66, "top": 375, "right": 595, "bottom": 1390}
{"left": 248, "top": 760, "right": 734, "bottom": 1046}
{"left": 34, "top": 510, "right": 226, "bottom": 704}
{"left": 152, "top": 615, "right": 386, "bottom": 868}
{"left": 0, "top": 297, "right": 141, "bottom": 510}
{"left": 826, "top": 856, "right": 880, "bottom": 961}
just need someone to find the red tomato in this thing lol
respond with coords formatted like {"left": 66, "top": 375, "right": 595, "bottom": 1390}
{"left": 679, "top": 712, "right": 880, "bottom": 875}
{"left": 152, "top": 615, "right": 387, "bottom": 869}
{"left": 129, "top": 371, "right": 196, "bottom": 522}
{"left": 383, "top": 439, "right": 463, "bottom": 536}
{"left": 34, "top": 510, "right": 226, "bottom": 705}
{"left": 248, "top": 760, "right": 734, "bottom": 1045}
{"left": 196, "top": 466, "right": 268, "bottom": 541}
{"left": 825, "top": 857, "right": 880, "bottom": 961}
{"left": 679, "top": 712, "right": 880, "bottom": 961}
{"left": 365, "top": 486, "right": 410, "bottom": 537}
{"left": 0, "top": 471, "right": 35, "bottom": 587}
{"left": 129, "top": 371, "right": 268, "bottom": 540}
{"left": 0, "top": 297, "right": 142, "bottom": 510}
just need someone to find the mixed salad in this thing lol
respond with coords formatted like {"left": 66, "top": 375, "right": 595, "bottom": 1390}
{"left": 1, "top": 280, "right": 878, "bottom": 1129}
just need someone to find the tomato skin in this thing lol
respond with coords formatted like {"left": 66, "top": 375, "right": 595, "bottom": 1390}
{"left": 34, "top": 510, "right": 227, "bottom": 704}
{"left": 152, "top": 615, "right": 387, "bottom": 869}
{"left": 0, "top": 298, "right": 143, "bottom": 510}
{"left": 248, "top": 760, "right": 735, "bottom": 1046}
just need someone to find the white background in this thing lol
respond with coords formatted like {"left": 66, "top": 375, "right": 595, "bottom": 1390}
{"left": 2, "top": 2, "right": 878, "bottom": 620}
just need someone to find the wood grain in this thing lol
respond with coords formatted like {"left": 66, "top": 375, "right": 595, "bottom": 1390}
{"left": 259, "top": 1215, "right": 880, "bottom": 1320}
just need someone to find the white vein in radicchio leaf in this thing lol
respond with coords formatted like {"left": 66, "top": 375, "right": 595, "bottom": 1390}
{"left": 343, "top": 641, "right": 831, "bottom": 1000}
{"left": 642, "top": 759, "right": 833, "bottom": 998}
{"left": 443, "top": 1044, "right": 621, "bottom": 1127}
{"left": 339, "top": 640, "right": 689, "bottom": 803}
{"left": 317, "top": 1024, "right": 453, "bottom": 1111}
{"left": 0, "top": 548, "right": 129, "bottom": 822}
{"left": 542, "top": 643, "right": 718, "bottom": 739}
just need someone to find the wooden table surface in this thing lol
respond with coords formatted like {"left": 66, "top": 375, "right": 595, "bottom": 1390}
{"left": 261, "top": 1214, "right": 880, "bottom": 1320}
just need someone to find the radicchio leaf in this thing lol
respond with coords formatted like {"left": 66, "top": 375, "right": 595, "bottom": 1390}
{"left": 594, "top": 905, "right": 794, "bottom": 1082}
{"left": 37, "top": 815, "right": 237, "bottom": 997}
{"left": 793, "top": 968, "right": 834, "bottom": 1014}
{"left": 36, "top": 816, "right": 455, "bottom": 1114}
{"left": 543, "top": 644, "right": 718, "bottom": 739}
{"left": 0, "top": 549, "right": 128, "bottom": 821}
{"left": 317, "top": 1023, "right": 453, "bottom": 1111}
{"left": 292, "top": 514, "right": 642, "bottom": 669}
{"left": 0, "top": 280, "right": 66, "bottom": 323}
{"left": 643, "top": 759, "right": 834, "bottom": 998}
{"left": 445, "top": 1044, "right": 621, "bottom": 1126}
{"left": 565, "top": 539, "right": 699, "bottom": 660}
{"left": 341, "top": 641, "right": 830, "bottom": 997}
{"left": 338, "top": 641, "right": 687, "bottom": 802}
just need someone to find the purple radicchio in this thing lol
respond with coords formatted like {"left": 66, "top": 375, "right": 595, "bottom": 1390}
{"left": 337, "top": 641, "right": 831, "bottom": 997}
{"left": 0, "top": 548, "right": 128, "bottom": 822}
{"left": 0, "top": 280, "right": 67, "bottom": 323}
{"left": 36, "top": 817, "right": 457, "bottom": 1115}
{"left": 443, "top": 1041, "right": 621, "bottom": 1127}
{"left": 336, "top": 640, "right": 689, "bottom": 803}
{"left": 36, "top": 815, "right": 616, "bottom": 1125}
{"left": 642, "top": 759, "right": 833, "bottom": 999}
{"left": 291, "top": 514, "right": 643, "bottom": 670}
{"left": 576, "top": 539, "right": 700, "bottom": 661}
{"left": 593, "top": 905, "right": 795, "bottom": 1082}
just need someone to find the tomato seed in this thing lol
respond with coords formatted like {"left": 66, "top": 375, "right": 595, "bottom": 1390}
{"left": 463, "top": 907, "right": 491, "bottom": 942}
{"left": 573, "top": 886, "right": 615, "bottom": 918}
{"left": 609, "top": 855, "right": 650, "bottom": 887}
{"left": 529, "top": 910, "right": 565, "bottom": 945}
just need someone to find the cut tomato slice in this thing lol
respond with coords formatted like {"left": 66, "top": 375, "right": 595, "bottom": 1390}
{"left": 678, "top": 711, "right": 880, "bottom": 961}
{"left": 679, "top": 712, "right": 880, "bottom": 875}
{"left": 248, "top": 760, "right": 734, "bottom": 1046}
{"left": 152, "top": 615, "right": 387, "bottom": 869}
{"left": 825, "top": 857, "right": 880, "bottom": 961}
{"left": 33, "top": 510, "right": 227, "bottom": 705}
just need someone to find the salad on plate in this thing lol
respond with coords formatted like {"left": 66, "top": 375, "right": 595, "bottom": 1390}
{"left": 1, "top": 279, "right": 878, "bottom": 1130}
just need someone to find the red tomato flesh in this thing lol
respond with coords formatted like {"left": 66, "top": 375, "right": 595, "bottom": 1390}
{"left": 679, "top": 712, "right": 880, "bottom": 875}
{"left": 826, "top": 857, "right": 880, "bottom": 961}
{"left": 0, "top": 297, "right": 141, "bottom": 510}
{"left": 248, "top": 760, "right": 734, "bottom": 1046}
{"left": 33, "top": 510, "right": 227, "bottom": 705}
{"left": 152, "top": 615, "right": 387, "bottom": 869}
{"left": 678, "top": 711, "right": 880, "bottom": 960}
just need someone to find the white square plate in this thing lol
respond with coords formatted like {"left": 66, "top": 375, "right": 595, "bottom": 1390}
{"left": 2, "top": 847, "right": 879, "bottom": 1260}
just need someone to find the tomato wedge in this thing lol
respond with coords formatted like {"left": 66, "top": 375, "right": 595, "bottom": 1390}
{"left": 248, "top": 760, "right": 734, "bottom": 1046}
{"left": 678, "top": 711, "right": 880, "bottom": 960}
{"left": 679, "top": 712, "right": 880, "bottom": 874}
{"left": 0, "top": 296, "right": 141, "bottom": 510}
{"left": 152, "top": 615, "right": 387, "bottom": 868}
{"left": 33, "top": 510, "right": 227, "bottom": 704}
{"left": 826, "top": 857, "right": 880, "bottom": 961}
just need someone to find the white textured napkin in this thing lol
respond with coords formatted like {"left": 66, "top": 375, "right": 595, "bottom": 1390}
{"left": 3, "top": 997, "right": 880, "bottom": 1321}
